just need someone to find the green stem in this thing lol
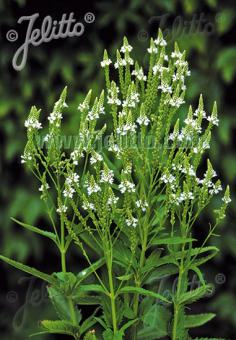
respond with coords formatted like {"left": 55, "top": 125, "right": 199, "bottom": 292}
{"left": 131, "top": 228, "right": 148, "bottom": 340}
{"left": 60, "top": 215, "right": 77, "bottom": 326}
{"left": 108, "top": 260, "right": 117, "bottom": 334}
{"left": 172, "top": 248, "right": 185, "bottom": 340}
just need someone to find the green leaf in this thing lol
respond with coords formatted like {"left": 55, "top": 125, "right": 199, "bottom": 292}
{"left": 118, "top": 286, "right": 170, "bottom": 303}
{"left": 143, "top": 264, "right": 178, "bottom": 285}
{"left": 80, "top": 311, "right": 99, "bottom": 335}
{"left": 216, "top": 47, "right": 236, "bottom": 83}
{"left": 157, "top": 246, "right": 219, "bottom": 267}
{"left": 150, "top": 236, "right": 195, "bottom": 245}
{"left": 141, "top": 250, "right": 162, "bottom": 274}
{"left": 116, "top": 273, "right": 133, "bottom": 281}
{"left": 184, "top": 313, "right": 215, "bottom": 328}
{"left": 139, "top": 304, "right": 171, "bottom": 339}
{"left": 216, "top": 9, "right": 235, "bottom": 34}
{"left": 79, "top": 231, "right": 102, "bottom": 256}
{"left": 190, "top": 266, "right": 205, "bottom": 285}
{"left": 78, "top": 284, "right": 108, "bottom": 295}
{"left": 40, "top": 319, "right": 80, "bottom": 337}
{"left": 74, "top": 296, "right": 101, "bottom": 305}
{"left": 0, "top": 255, "right": 55, "bottom": 284}
{"left": 178, "top": 284, "right": 212, "bottom": 305}
{"left": 76, "top": 258, "right": 106, "bottom": 285}
{"left": 84, "top": 330, "right": 98, "bottom": 339}
{"left": 11, "top": 217, "right": 58, "bottom": 245}
{"left": 48, "top": 286, "right": 81, "bottom": 322}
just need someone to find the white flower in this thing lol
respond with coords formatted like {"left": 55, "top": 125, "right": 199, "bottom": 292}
{"left": 100, "top": 169, "right": 114, "bottom": 184}
{"left": 21, "top": 153, "right": 33, "bottom": 163}
{"left": 184, "top": 117, "right": 202, "bottom": 133}
{"left": 207, "top": 115, "right": 219, "bottom": 126}
{"left": 119, "top": 180, "right": 135, "bottom": 193}
{"left": 108, "top": 144, "right": 121, "bottom": 156}
{"left": 48, "top": 111, "right": 62, "bottom": 125}
{"left": 168, "top": 97, "right": 185, "bottom": 108}
{"left": 66, "top": 173, "right": 80, "bottom": 185}
{"left": 24, "top": 118, "right": 42, "bottom": 130}
{"left": 147, "top": 46, "right": 158, "bottom": 54}
{"left": 63, "top": 186, "right": 75, "bottom": 199}
{"left": 39, "top": 183, "right": 50, "bottom": 192}
{"left": 160, "top": 173, "right": 175, "bottom": 184}
{"left": 57, "top": 205, "right": 68, "bottom": 214}
{"left": 118, "top": 110, "right": 127, "bottom": 117}
{"left": 90, "top": 152, "right": 103, "bottom": 165}
{"left": 172, "top": 191, "right": 194, "bottom": 205}
{"left": 125, "top": 56, "right": 134, "bottom": 65}
{"left": 171, "top": 51, "right": 183, "bottom": 59}
{"left": 175, "top": 59, "right": 188, "bottom": 67}
{"left": 107, "top": 87, "right": 121, "bottom": 105}
{"left": 120, "top": 44, "right": 133, "bottom": 53}
{"left": 107, "top": 195, "right": 119, "bottom": 206}
{"left": 153, "top": 64, "right": 163, "bottom": 75}
{"left": 126, "top": 216, "right": 138, "bottom": 228}
{"left": 108, "top": 97, "right": 121, "bottom": 105}
{"left": 124, "top": 164, "right": 132, "bottom": 174}
{"left": 137, "top": 115, "right": 150, "bottom": 126}
{"left": 158, "top": 84, "right": 172, "bottom": 94}
{"left": 82, "top": 202, "right": 96, "bottom": 211}
{"left": 136, "top": 200, "right": 148, "bottom": 212}
{"left": 87, "top": 182, "right": 101, "bottom": 196}
{"left": 101, "top": 59, "right": 112, "bottom": 67}
{"left": 86, "top": 111, "right": 99, "bottom": 121}
{"left": 78, "top": 102, "right": 89, "bottom": 112}
{"left": 116, "top": 123, "right": 137, "bottom": 135}
{"left": 122, "top": 91, "right": 140, "bottom": 108}
{"left": 99, "top": 106, "right": 105, "bottom": 115}
{"left": 132, "top": 68, "right": 147, "bottom": 81}
{"left": 209, "top": 183, "right": 222, "bottom": 195}
{"left": 194, "top": 108, "right": 207, "bottom": 119}
{"left": 173, "top": 73, "right": 182, "bottom": 82}
{"left": 70, "top": 149, "right": 84, "bottom": 165}
{"left": 154, "top": 37, "right": 167, "bottom": 46}
{"left": 114, "top": 58, "right": 127, "bottom": 69}
{"left": 222, "top": 196, "right": 231, "bottom": 204}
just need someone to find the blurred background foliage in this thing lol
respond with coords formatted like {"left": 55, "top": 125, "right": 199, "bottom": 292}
{"left": 0, "top": 0, "right": 235, "bottom": 339}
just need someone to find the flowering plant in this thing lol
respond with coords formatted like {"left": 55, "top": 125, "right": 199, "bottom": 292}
{"left": 0, "top": 30, "right": 230, "bottom": 340}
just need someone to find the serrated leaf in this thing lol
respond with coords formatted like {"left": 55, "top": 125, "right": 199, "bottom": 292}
{"left": 140, "top": 304, "right": 171, "bottom": 339}
{"left": 184, "top": 313, "right": 215, "bottom": 328}
{"left": 118, "top": 286, "right": 171, "bottom": 303}
{"left": 178, "top": 284, "right": 212, "bottom": 305}
{"left": 47, "top": 286, "right": 81, "bottom": 322}
{"left": 0, "top": 255, "right": 55, "bottom": 284}
{"left": 40, "top": 319, "right": 80, "bottom": 337}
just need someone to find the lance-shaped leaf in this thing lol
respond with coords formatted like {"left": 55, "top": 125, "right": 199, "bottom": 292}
{"left": 184, "top": 313, "right": 216, "bottom": 328}
{"left": 11, "top": 217, "right": 58, "bottom": 246}
{"left": 0, "top": 255, "right": 55, "bottom": 284}
{"left": 178, "top": 284, "right": 212, "bottom": 305}
{"left": 117, "top": 286, "right": 171, "bottom": 303}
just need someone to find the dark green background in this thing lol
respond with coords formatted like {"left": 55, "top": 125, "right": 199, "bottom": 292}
{"left": 0, "top": 0, "right": 235, "bottom": 339}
